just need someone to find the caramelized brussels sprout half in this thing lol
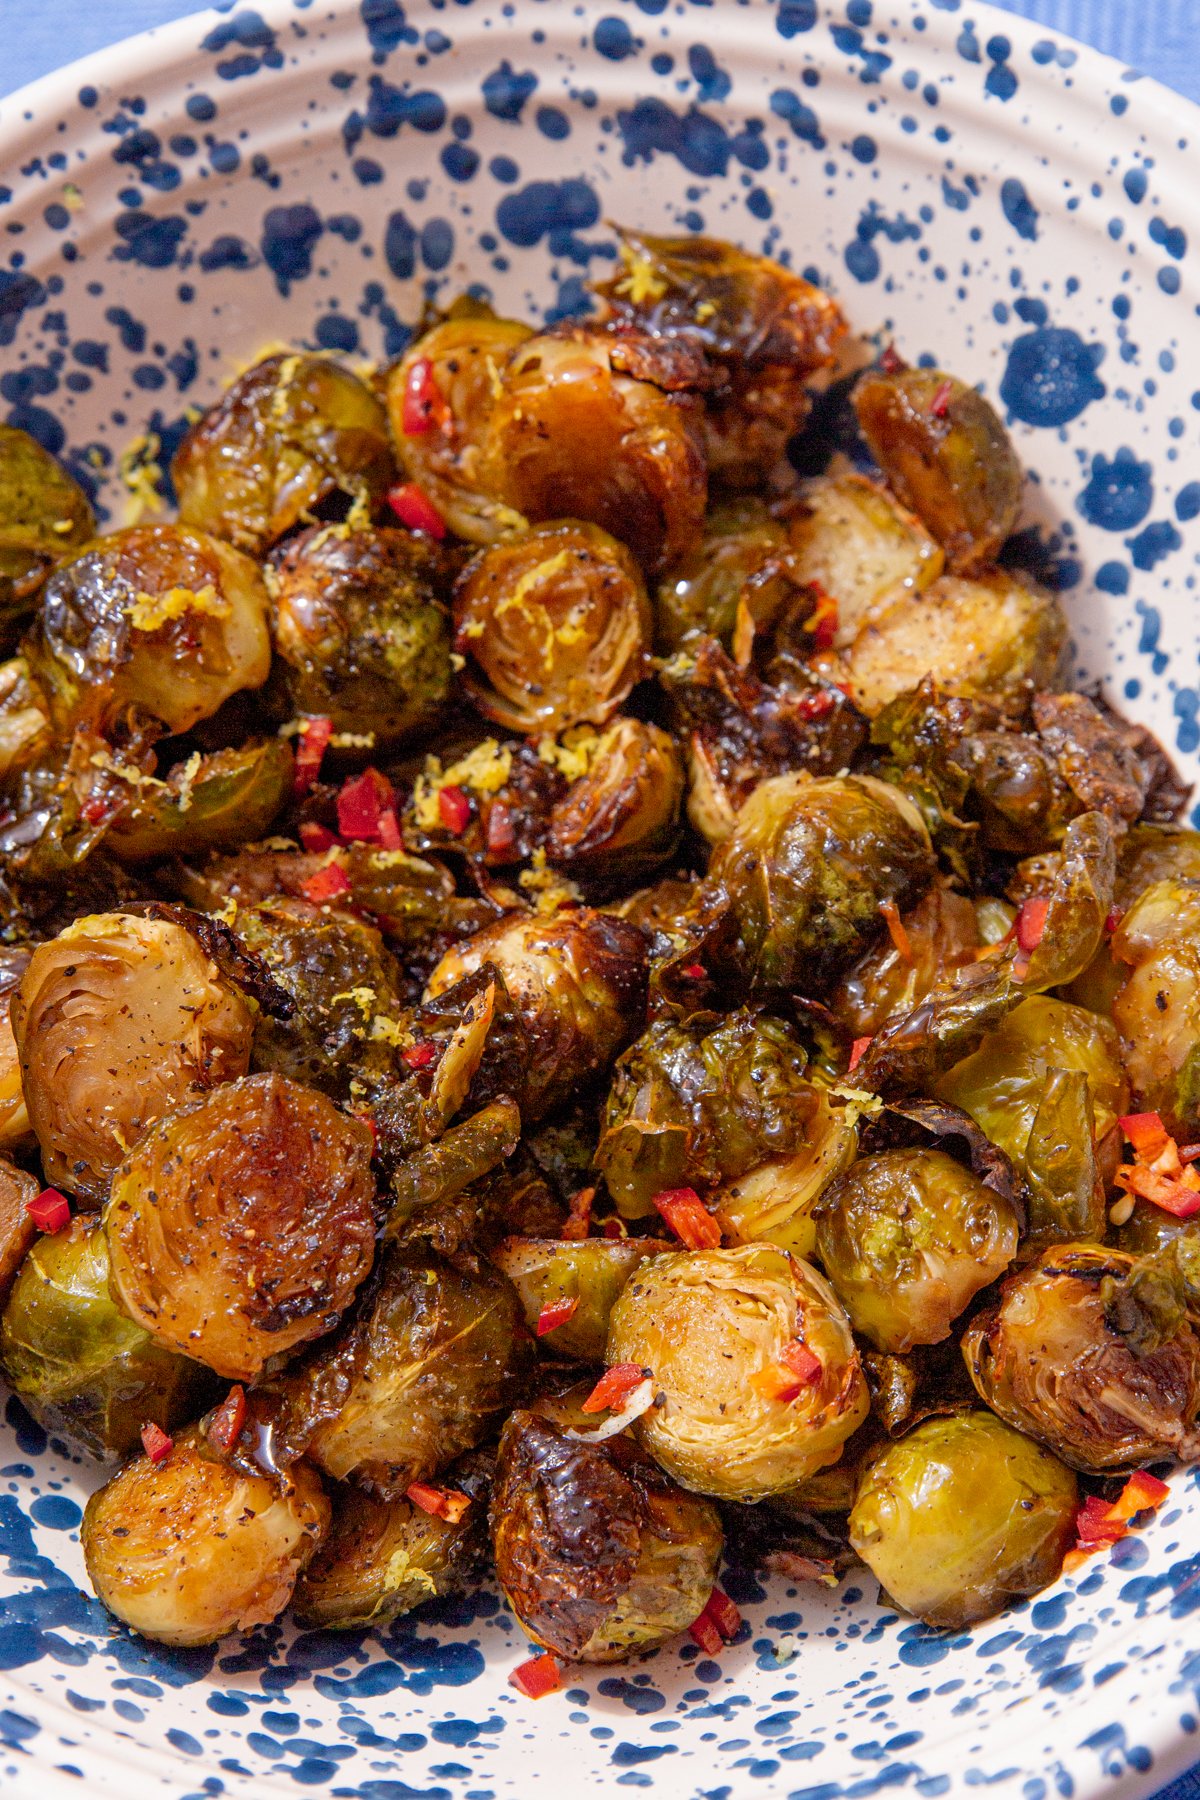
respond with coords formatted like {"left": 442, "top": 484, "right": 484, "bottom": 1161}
{"left": 386, "top": 314, "right": 533, "bottom": 543}
{"left": 82, "top": 1427, "right": 329, "bottom": 1646}
{"left": 491, "top": 1385, "right": 724, "bottom": 1661}
{"left": 785, "top": 475, "right": 943, "bottom": 646}
{"left": 29, "top": 524, "right": 272, "bottom": 736}
{"left": 607, "top": 1245, "right": 868, "bottom": 1501}
{"left": 105, "top": 1072, "right": 377, "bottom": 1380}
{"left": 173, "top": 352, "right": 394, "bottom": 553}
{"left": 814, "top": 1149, "right": 1020, "bottom": 1353}
{"left": 104, "top": 739, "right": 293, "bottom": 863}
{"left": 962, "top": 1246, "right": 1200, "bottom": 1471}
{"left": 272, "top": 1239, "right": 531, "bottom": 1498}
{"left": 712, "top": 1093, "right": 860, "bottom": 1260}
{"left": 0, "top": 424, "right": 95, "bottom": 647}
{"left": 13, "top": 911, "right": 255, "bottom": 1203}
{"left": 293, "top": 1478, "right": 484, "bottom": 1630}
{"left": 832, "top": 883, "right": 980, "bottom": 1038}
{"left": 0, "top": 1156, "right": 39, "bottom": 1309}
{"left": 426, "top": 908, "right": 648, "bottom": 1120}
{"left": 545, "top": 718, "right": 683, "bottom": 886}
{"left": 1112, "top": 878, "right": 1200, "bottom": 1139}
{"left": 653, "top": 498, "right": 803, "bottom": 654}
{"left": 0, "top": 1217, "right": 211, "bottom": 1461}
{"left": 453, "top": 522, "right": 651, "bottom": 734}
{"left": 490, "top": 1238, "right": 661, "bottom": 1361}
{"left": 704, "top": 772, "right": 935, "bottom": 994}
{"left": 848, "top": 1413, "right": 1077, "bottom": 1628}
{"left": 852, "top": 367, "right": 1023, "bottom": 573}
{"left": 269, "top": 524, "right": 452, "bottom": 748}
{"left": 0, "top": 951, "right": 32, "bottom": 1153}
{"left": 0, "top": 654, "right": 52, "bottom": 783}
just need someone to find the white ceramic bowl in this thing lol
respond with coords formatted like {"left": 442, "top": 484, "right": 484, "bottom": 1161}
{"left": 1, "top": 3, "right": 1200, "bottom": 1797}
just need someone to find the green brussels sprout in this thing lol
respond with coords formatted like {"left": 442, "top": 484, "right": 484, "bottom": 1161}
{"left": 28, "top": 523, "right": 273, "bottom": 737}
{"left": 490, "top": 1237, "right": 661, "bottom": 1361}
{"left": 0, "top": 1156, "right": 37, "bottom": 1309}
{"left": 490, "top": 1385, "right": 724, "bottom": 1662}
{"left": 848, "top": 1412, "right": 1077, "bottom": 1628}
{"left": 386, "top": 313, "right": 533, "bottom": 544}
{"left": 0, "top": 1217, "right": 212, "bottom": 1461}
{"left": 12, "top": 910, "right": 255, "bottom": 1203}
{"left": 1115, "top": 1199, "right": 1200, "bottom": 1261}
{"left": 962, "top": 1246, "right": 1200, "bottom": 1472}
{"left": 813, "top": 1149, "right": 1020, "bottom": 1353}
{"left": 545, "top": 717, "right": 684, "bottom": 888}
{"left": 653, "top": 498, "right": 804, "bottom": 654}
{"left": 292, "top": 1475, "right": 486, "bottom": 1630}
{"left": 852, "top": 367, "right": 1023, "bottom": 573}
{"left": 268, "top": 524, "right": 452, "bottom": 749}
{"left": 105, "top": 1072, "right": 377, "bottom": 1380}
{"left": 453, "top": 521, "right": 651, "bottom": 735}
{"left": 785, "top": 474, "right": 943, "bottom": 646}
{"left": 704, "top": 772, "right": 935, "bottom": 994}
{"left": 480, "top": 325, "right": 709, "bottom": 574}
{"left": 831, "top": 883, "right": 980, "bottom": 1038}
{"left": 1112, "top": 878, "right": 1200, "bottom": 1140}
{"left": 0, "top": 424, "right": 95, "bottom": 648}
{"left": 103, "top": 739, "right": 293, "bottom": 863}
{"left": 606, "top": 1244, "right": 869, "bottom": 1501}
{"left": 82, "top": 1427, "right": 329, "bottom": 1646}
{"left": 172, "top": 352, "right": 394, "bottom": 554}
{"left": 271, "top": 1238, "right": 532, "bottom": 1498}
{"left": 425, "top": 908, "right": 648, "bottom": 1121}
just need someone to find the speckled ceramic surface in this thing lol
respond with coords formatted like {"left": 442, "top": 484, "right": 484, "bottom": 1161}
{"left": 1, "top": 2, "right": 1200, "bottom": 1796}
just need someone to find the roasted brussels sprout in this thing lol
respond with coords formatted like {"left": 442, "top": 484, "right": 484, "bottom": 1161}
{"left": 173, "top": 352, "right": 394, "bottom": 553}
{"left": 852, "top": 367, "right": 1023, "bottom": 573}
{"left": 0, "top": 1156, "right": 39, "bottom": 1309}
{"left": 426, "top": 908, "right": 648, "bottom": 1120}
{"left": 292, "top": 1475, "right": 485, "bottom": 1629}
{"left": 545, "top": 718, "right": 683, "bottom": 886}
{"left": 0, "top": 424, "right": 95, "bottom": 647}
{"left": 1115, "top": 824, "right": 1200, "bottom": 909}
{"left": 813, "top": 1149, "right": 1020, "bottom": 1353}
{"left": 848, "top": 1412, "right": 1077, "bottom": 1628}
{"left": 490, "top": 1238, "right": 661, "bottom": 1361}
{"left": 105, "top": 1072, "right": 377, "bottom": 1380}
{"left": 0, "top": 654, "right": 53, "bottom": 783}
{"left": 0, "top": 1217, "right": 211, "bottom": 1461}
{"left": 104, "top": 739, "right": 293, "bottom": 863}
{"left": 653, "top": 498, "right": 803, "bottom": 654}
{"left": 453, "top": 522, "right": 651, "bottom": 735}
{"left": 0, "top": 950, "right": 32, "bottom": 1152}
{"left": 12, "top": 910, "right": 255, "bottom": 1202}
{"left": 82, "top": 1427, "right": 329, "bottom": 1646}
{"left": 607, "top": 1245, "right": 868, "bottom": 1501}
{"left": 272, "top": 1239, "right": 531, "bottom": 1498}
{"left": 29, "top": 524, "right": 272, "bottom": 736}
{"left": 962, "top": 1246, "right": 1200, "bottom": 1471}
{"left": 785, "top": 475, "right": 943, "bottom": 646}
{"left": 832, "top": 883, "right": 980, "bottom": 1038}
{"left": 491, "top": 1385, "right": 724, "bottom": 1661}
{"left": 269, "top": 524, "right": 452, "bottom": 748}
{"left": 712, "top": 1092, "right": 859, "bottom": 1261}
{"left": 704, "top": 772, "right": 934, "bottom": 994}
{"left": 1111, "top": 878, "right": 1200, "bottom": 1139}
{"left": 386, "top": 313, "right": 533, "bottom": 543}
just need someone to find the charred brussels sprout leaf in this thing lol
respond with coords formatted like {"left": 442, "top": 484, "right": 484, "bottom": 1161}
{"left": 383, "top": 1097, "right": 523, "bottom": 1233}
{"left": 12, "top": 910, "right": 255, "bottom": 1203}
{"left": 1112, "top": 878, "right": 1200, "bottom": 1139}
{"left": 82, "top": 1427, "right": 329, "bottom": 1646}
{"left": 172, "top": 352, "right": 394, "bottom": 553}
{"left": 490, "top": 1385, "right": 724, "bottom": 1662}
{"left": 848, "top": 1413, "right": 1077, "bottom": 1628}
{"left": 852, "top": 367, "right": 1023, "bottom": 574}
{"left": 814, "top": 1149, "right": 1020, "bottom": 1353}
{"left": 293, "top": 1478, "right": 485, "bottom": 1629}
{"left": 607, "top": 1245, "right": 869, "bottom": 1501}
{"left": 653, "top": 498, "right": 804, "bottom": 654}
{"left": 105, "top": 1072, "right": 377, "bottom": 1380}
{"left": 545, "top": 718, "right": 684, "bottom": 889}
{"left": 490, "top": 1238, "right": 661, "bottom": 1361}
{"left": 104, "top": 738, "right": 293, "bottom": 863}
{"left": 0, "top": 424, "right": 95, "bottom": 648}
{"left": 832, "top": 883, "right": 980, "bottom": 1039}
{"left": 785, "top": 475, "right": 943, "bottom": 647}
{"left": 0, "top": 1217, "right": 213, "bottom": 1461}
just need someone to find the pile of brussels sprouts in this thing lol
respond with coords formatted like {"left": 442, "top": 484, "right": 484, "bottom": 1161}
{"left": 0, "top": 228, "right": 1196, "bottom": 1674}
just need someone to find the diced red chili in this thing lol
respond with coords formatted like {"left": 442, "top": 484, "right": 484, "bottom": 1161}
{"left": 680, "top": 963, "right": 707, "bottom": 981}
{"left": 508, "top": 1653, "right": 562, "bottom": 1699}
{"left": 337, "top": 768, "right": 395, "bottom": 843}
{"left": 929, "top": 378, "right": 954, "bottom": 418}
{"left": 1116, "top": 1162, "right": 1200, "bottom": 1219}
{"left": 388, "top": 481, "right": 447, "bottom": 539}
{"left": 879, "top": 343, "right": 906, "bottom": 374}
{"left": 406, "top": 1481, "right": 472, "bottom": 1524}
{"left": 1016, "top": 895, "right": 1050, "bottom": 955}
{"left": 1105, "top": 905, "right": 1124, "bottom": 934}
{"left": 207, "top": 1385, "right": 246, "bottom": 1455}
{"left": 653, "top": 1186, "right": 722, "bottom": 1250}
{"left": 485, "top": 800, "right": 516, "bottom": 857}
{"left": 1065, "top": 1469, "right": 1170, "bottom": 1569}
{"left": 26, "top": 1188, "right": 70, "bottom": 1234}
{"left": 400, "top": 355, "right": 447, "bottom": 436}
{"left": 779, "top": 1339, "right": 823, "bottom": 1385}
{"left": 402, "top": 1040, "right": 437, "bottom": 1071}
{"left": 702, "top": 1588, "right": 743, "bottom": 1641}
{"left": 848, "top": 1036, "right": 873, "bottom": 1075}
{"left": 581, "top": 1363, "right": 648, "bottom": 1414}
{"left": 793, "top": 688, "right": 836, "bottom": 720}
{"left": 140, "top": 1422, "right": 173, "bottom": 1464}
{"left": 292, "top": 715, "right": 333, "bottom": 797}
{"left": 378, "top": 807, "right": 403, "bottom": 851}
{"left": 438, "top": 784, "right": 472, "bottom": 834}
{"left": 536, "top": 1295, "right": 580, "bottom": 1337}
{"left": 301, "top": 863, "right": 352, "bottom": 905}
{"left": 803, "top": 587, "right": 839, "bottom": 653}
{"left": 81, "top": 790, "right": 121, "bottom": 827}
{"left": 299, "top": 821, "right": 338, "bottom": 854}
{"left": 1118, "top": 1112, "right": 1172, "bottom": 1162}
{"left": 688, "top": 1611, "right": 724, "bottom": 1656}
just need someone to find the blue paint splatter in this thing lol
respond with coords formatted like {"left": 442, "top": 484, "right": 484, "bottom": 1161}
{"left": 776, "top": 0, "right": 817, "bottom": 37}
{"left": 594, "top": 17, "right": 639, "bottom": 60}
{"left": 843, "top": 201, "right": 921, "bottom": 283}
{"left": 495, "top": 179, "right": 600, "bottom": 250}
{"left": 1127, "top": 520, "right": 1182, "bottom": 571}
{"left": 482, "top": 61, "right": 537, "bottom": 123}
{"left": 1000, "top": 327, "right": 1105, "bottom": 427}
{"left": 260, "top": 205, "right": 323, "bottom": 295}
{"left": 1077, "top": 448, "right": 1153, "bottom": 531}
{"left": 1000, "top": 178, "right": 1038, "bottom": 241}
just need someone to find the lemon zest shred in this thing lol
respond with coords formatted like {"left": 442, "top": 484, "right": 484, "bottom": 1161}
{"left": 127, "top": 583, "right": 230, "bottom": 633}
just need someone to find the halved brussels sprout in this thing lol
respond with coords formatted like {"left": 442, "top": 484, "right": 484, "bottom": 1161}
{"left": 831, "top": 883, "right": 980, "bottom": 1039}
{"left": 814, "top": 1149, "right": 1020, "bottom": 1353}
{"left": 490, "top": 1237, "right": 661, "bottom": 1361}
{"left": 425, "top": 908, "right": 648, "bottom": 1121}
{"left": 82, "top": 1427, "right": 329, "bottom": 1646}
{"left": 29, "top": 523, "right": 272, "bottom": 736}
{"left": 848, "top": 1412, "right": 1077, "bottom": 1628}
{"left": 704, "top": 772, "right": 935, "bottom": 994}
{"left": 545, "top": 718, "right": 683, "bottom": 887}
{"left": 104, "top": 739, "right": 293, "bottom": 863}
{"left": 105, "top": 1072, "right": 377, "bottom": 1380}
{"left": 0, "top": 950, "right": 32, "bottom": 1153}
{"left": 785, "top": 474, "right": 943, "bottom": 646}
{"left": 607, "top": 1244, "right": 868, "bottom": 1501}
{"left": 712, "top": 1092, "right": 860, "bottom": 1262}
{"left": 0, "top": 1156, "right": 38, "bottom": 1308}
{"left": 453, "top": 522, "right": 651, "bottom": 735}
{"left": 1112, "top": 878, "right": 1200, "bottom": 1139}
{"left": 269, "top": 524, "right": 452, "bottom": 749}
{"left": 481, "top": 325, "right": 708, "bottom": 574}
{"left": 0, "top": 655, "right": 53, "bottom": 783}
{"left": 491, "top": 1385, "right": 724, "bottom": 1662}
{"left": 386, "top": 314, "right": 533, "bottom": 543}
{"left": 292, "top": 1476, "right": 485, "bottom": 1630}
{"left": 12, "top": 911, "right": 255, "bottom": 1203}
{"left": 962, "top": 1246, "right": 1200, "bottom": 1471}
{"left": 653, "top": 498, "right": 803, "bottom": 654}
{"left": 828, "top": 572, "right": 1067, "bottom": 719}
{"left": 272, "top": 1239, "right": 531, "bottom": 1498}
{"left": 0, "top": 424, "right": 95, "bottom": 648}
{"left": 173, "top": 352, "right": 394, "bottom": 553}
{"left": 852, "top": 367, "right": 1023, "bottom": 573}
{"left": 0, "top": 1216, "right": 211, "bottom": 1461}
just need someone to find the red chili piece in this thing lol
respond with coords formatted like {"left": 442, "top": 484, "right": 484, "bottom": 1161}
{"left": 1016, "top": 895, "right": 1050, "bottom": 954}
{"left": 140, "top": 1422, "right": 173, "bottom": 1464}
{"left": 388, "top": 481, "right": 447, "bottom": 540}
{"left": 536, "top": 1295, "right": 580, "bottom": 1337}
{"left": 653, "top": 1187, "right": 722, "bottom": 1250}
{"left": 292, "top": 716, "right": 334, "bottom": 798}
{"left": 929, "top": 378, "right": 954, "bottom": 418}
{"left": 438, "top": 785, "right": 472, "bottom": 834}
{"left": 377, "top": 807, "right": 403, "bottom": 851}
{"left": 508, "top": 1653, "right": 562, "bottom": 1699}
{"left": 879, "top": 343, "right": 906, "bottom": 374}
{"left": 581, "top": 1363, "right": 648, "bottom": 1414}
{"left": 301, "top": 863, "right": 352, "bottom": 905}
{"left": 485, "top": 801, "right": 517, "bottom": 857}
{"left": 406, "top": 1481, "right": 472, "bottom": 1524}
{"left": 299, "top": 821, "right": 338, "bottom": 854}
{"left": 207, "top": 1385, "right": 247, "bottom": 1455}
{"left": 402, "top": 1040, "right": 437, "bottom": 1070}
{"left": 337, "top": 768, "right": 396, "bottom": 843}
{"left": 26, "top": 1189, "right": 70, "bottom": 1234}
{"left": 848, "top": 1036, "right": 873, "bottom": 1075}
{"left": 400, "top": 356, "right": 446, "bottom": 436}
